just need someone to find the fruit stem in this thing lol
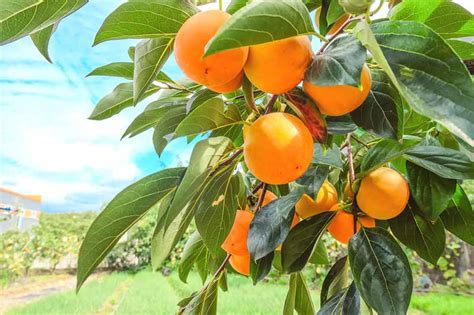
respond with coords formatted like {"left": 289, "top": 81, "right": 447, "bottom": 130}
{"left": 254, "top": 183, "right": 268, "bottom": 212}
{"left": 218, "top": 0, "right": 223, "bottom": 10}
{"left": 209, "top": 148, "right": 243, "bottom": 176}
{"left": 316, "top": 16, "right": 362, "bottom": 55}
{"left": 214, "top": 253, "right": 231, "bottom": 277}
{"left": 345, "top": 133, "right": 358, "bottom": 234}
{"left": 265, "top": 95, "right": 278, "bottom": 114}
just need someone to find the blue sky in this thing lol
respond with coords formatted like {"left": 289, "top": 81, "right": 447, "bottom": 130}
{"left": 0, "top": 0, "right": 471, "bottom": 213}
{"left": 0, "top": 0, "right": 194, "bottom": 212}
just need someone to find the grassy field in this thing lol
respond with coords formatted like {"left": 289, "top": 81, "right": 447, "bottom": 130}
{"left": 6, "top": 270, "right": 474, "bottom": 315}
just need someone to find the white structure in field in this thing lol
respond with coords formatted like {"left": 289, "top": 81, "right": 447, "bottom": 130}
{"left": 0, "top": 187, "right": 42, "bottom": 233}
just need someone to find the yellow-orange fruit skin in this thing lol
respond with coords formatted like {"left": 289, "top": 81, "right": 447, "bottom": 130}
{"left": 295, "top": 181, "right": 339, "bottom": 219}
{"left": 357, "top": 167, "right": 410, "bottom": 220}
{"left": 303, "top": 64, "right": 372, "bottom": 116}
{"left": 174, "top": 10, "right": 248, "bottom": 88}
{"left": 244, "top": 113, "right": 314, "bottom": 185}
{"left": 222, "top": 190, "right": 275, "bottom": 256}
{"left": 229, "top": 253, "right": 250, "bottom": 276}
{"left": 222, "top": 210, "right": 254, "bottom": 256}
{"left": 244, "top": 36, "right": 313, "bottom": 94}
{"left": 207, "top": 71, "right": 243, "bottom": 93}
{"left": 328, "top": 208, "right": 376, "bottom": 244}
{"left": 315, "top": 9, "right": 350, "bottom": 35}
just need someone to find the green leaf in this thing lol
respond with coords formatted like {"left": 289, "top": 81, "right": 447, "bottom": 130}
{"left": 354, "top": 20, "right": 474, "bottom": 147}
{"left": 86, "top": 62, "right": 134, "bottom": 80}
{"left": 283, "top": 272, "right": 315, "bottom": 315}
{"left": 30, "top": 23, "right": 57, "bottom": 63}
{"left": 349, "top": 227, "right": 412, "bottom": 315}
{"left": 162, "top": 137, "right": 234, "bottom": 231}
{"left": 133, "top": 37, "right": 174, "bottom": 103}
{"left": 390, "top": 0, "right": 474, "bottom": 39}
{"left": 305, "top": 35, "right": 366, "bottom": 87}
{"left": 440, "top": 185, "right": 474, "bottom": 245}
{"left": 281, "top": 211, "right": 335, "bottom": 273}
{"left": 204, "top": 0, "right": 315, "bottom": 57}
{"left": 404, "top": 145, "right": 474, "bottom": 180}
{"left": 304, "top": 0, "right": 323, "bottom": 12}
{"left": 359, "top": 139, "right": 416, "bottom": 175}
{"left": 151, "top": 190, "right": 192, "bottom": 270}
{"left": 122, "top": 104, "right": 181, "bottom": 139}
{"left": 186, "top": 89, "right": 220, "bottom": 113}
{"left": 448, "top": 39, "right": 474, "bottom": 59}
{"left": 326, "top": 115, "right": 357, "bottom": 134}
{"left": 312, "top": 143, "right": 343, "bottom": 169}
{"left": 179, "top": 231, "right": 209, "bottom": 283}
{"left": 226, "top": 0, "right": 249, "bottom": 14}
{"left": 76, "top": 167, "right": 185, "bottom": 291}
{"left": 389, "top": 200, "right": 446, "bottom": 265}
{"left": 326, "top": 0, "right": 345, "bottom": 25}
{"left": 93, "top": 0, "right": 198, "bottom": 45}
{"left": 0, "top": 0, "right": 87, "bottom": 45}
{"left": 318, "top": 282, "right": 360, "bottom": 315}
{"left": 250, "top": 251, "right": 274, "bottom": 285}
{"left": 248, "top": 189, "right": 303, "bottom": 261}
{"left": 320, "top": 256, "right": 349, "bottom": 306}
{"left": 175, "top": 98, "right": 243, "bottom": 138}
{"left": 296, "top": 165, "right": 329, "bottom": 196}
{"left": 351, "top": 69, "right": 402, "bottom": 140}
{"left": 195, "top": 165, "right": 244, "bottom": 257}
{"left": 179, "top": 274, "right": 221, "bottom": 315}
{"left": 153, "top": 105, "right": 187, "bottom": 156}
{"left": 308, "top": 238, "right": 329, "bottom": 265}
{"left": 406, "top": 162, "right": 456, "bottom": 220}
{"left": 88, "top": 83, "right": 158, "bottom": 120}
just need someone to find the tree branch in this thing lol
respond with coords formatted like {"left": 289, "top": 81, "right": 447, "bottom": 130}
{"left": 346, "top": 134, "right": 358, "bottom": 233}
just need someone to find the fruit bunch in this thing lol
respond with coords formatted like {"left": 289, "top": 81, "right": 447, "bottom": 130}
{"left": 174, "top": 9, "right": 409, "bottom": 276}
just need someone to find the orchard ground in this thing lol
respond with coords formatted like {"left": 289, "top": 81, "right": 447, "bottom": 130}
{"left": 3, "top": 270, "right": 473, "bottom": 315}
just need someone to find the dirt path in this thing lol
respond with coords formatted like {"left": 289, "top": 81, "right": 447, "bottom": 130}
{"left": 0, "top": 273, "right": 101, "bottom": 314}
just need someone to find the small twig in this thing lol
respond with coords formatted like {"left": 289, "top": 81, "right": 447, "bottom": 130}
{"left": 316, "top": 17, "right": 362, "bottom": 55}
{"left": 155, "top": 81, "right": 194, "bottom": 93}
{"left": 213, "top": 253, "right": 231, "bottom": 278}
{"left": 252, "top": 182, "right": 265, "bottom": 195}
{"left": 209, "top": 149, "right": 243, "bottom": 177}
{"left": 253, "top": 183, "right": 268, "bottom": 212}
{"left": 265, "top": 95, "right": 278, "bottom": 114}
{"left": 346, "top": 134, "right": 358, "bottom": 234}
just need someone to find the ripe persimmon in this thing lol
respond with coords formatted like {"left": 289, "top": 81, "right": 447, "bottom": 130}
{"left": 315, "top": 9, "right": 350, "bottom": 35}
{"left": 221, "top": 189, "right": 275, "bottom": 256}
{"left": 207, "top": 72, "right": 244, "bottom": 93}
{"left": 244, "top": 113, "right": 314, "bottom": 185}
{"left": 222, "top": 210, "right": 254, "bottom": 256}
{"left": 244, "top": 36, "right": 312, "bottom": 94}
{"left": 356, "top": 167, "right": 409, "bottom": 220}
{"left": 174, "top": 10, "right": 248, "bottom": 90}
{"left": 328, "top": 206, "right": 375, "bottom": 244}
{"left": 303, "top": 64, "right": 372, "bottom": 116}
{"left": 229, "top": 253, "right": 250, "bottom": 276}
{"left": 295, "top": 181, "right": 338, "bottom": 219}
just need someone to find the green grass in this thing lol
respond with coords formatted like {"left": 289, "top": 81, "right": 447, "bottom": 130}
{"left": 7, "top": 270, "right": 473, "bottom": 315}
{"left": 7, "top": 273, "right": 129, "bottom": 315}
{"left": 410, "top": 292, "right": 474, "bottom": 315}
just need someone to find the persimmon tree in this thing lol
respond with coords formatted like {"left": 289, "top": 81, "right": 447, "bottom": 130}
{"left": 2, "top": 0, "right": 474, "bottom": 314}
